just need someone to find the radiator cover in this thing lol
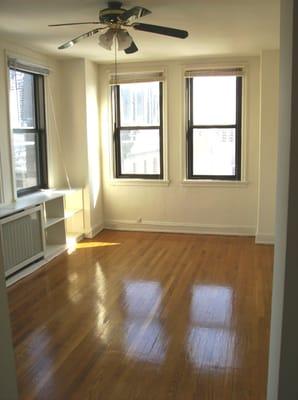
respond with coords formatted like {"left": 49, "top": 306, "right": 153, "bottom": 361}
{"left": 0, "top": 206, "right": 45, "bottom": 277}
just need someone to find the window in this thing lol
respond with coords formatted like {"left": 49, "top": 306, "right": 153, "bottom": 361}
{"left": 112, "top": 81, "right": 163, "bottom": 179}
{"left": 186, "top": 73, "right": 243, "bottom": 180}
{"left": 9, "top": 68, "right": 48, "bottom": 196}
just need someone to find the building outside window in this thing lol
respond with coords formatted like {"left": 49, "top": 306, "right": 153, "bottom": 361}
{"left": 9, "top": 68, "right": 48, "bottom": 196}
{"left": 186, "top": 70, "right": 243, "bottom": 180}
{"left": 112, "top": 80, "right": 163, "bottom": 179}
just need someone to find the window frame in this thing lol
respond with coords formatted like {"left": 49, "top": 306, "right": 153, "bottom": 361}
{"left": 9, "top": 68, "right": 48, "bottom": 197}
{"left": 186, "top": 75, "right": 243, "bottom": 181}
{"left": 112, "top": 81, "right": 164, "bottom": 180}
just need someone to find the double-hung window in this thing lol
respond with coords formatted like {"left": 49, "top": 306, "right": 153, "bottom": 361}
{"left": 186, "top": 69, "right": 243, "bottom": 180}
{"left": 9, "top": 66, "right": 48, "bottom": 196}
{"left": 112, "top": 79, "right": 163, "bottom": 179}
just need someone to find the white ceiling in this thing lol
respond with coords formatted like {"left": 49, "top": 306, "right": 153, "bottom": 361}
{"left": 0, "top": 0, "right": 280, "bottom": 63}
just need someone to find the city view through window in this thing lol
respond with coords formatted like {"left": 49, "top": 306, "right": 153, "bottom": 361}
{"left": 119, "top": 81, "right": 161, "bottom": 176}
{"left": 191, "top": 76, "right": 238, "bottom": 177}
{"left": 9, "top": 69, "right": 38, "bottom": 191}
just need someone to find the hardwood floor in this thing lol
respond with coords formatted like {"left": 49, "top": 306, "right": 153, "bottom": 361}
{"left": 7, "top": 230, "right": 273, "bottom": 400}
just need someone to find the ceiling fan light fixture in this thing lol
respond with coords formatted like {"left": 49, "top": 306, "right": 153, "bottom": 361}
{"left": 58, "top": 40, "right": 74, "bottom": 50}
{"left": 98, "top": 28, "right": 116, "bottom": 50}
{"left": 117, "top": 29, "right": 133, "bottom": 51}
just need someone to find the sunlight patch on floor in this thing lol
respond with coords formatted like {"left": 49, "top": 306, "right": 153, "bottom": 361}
{"left": 67, "top": 239, "right": 120, "bottom": 254}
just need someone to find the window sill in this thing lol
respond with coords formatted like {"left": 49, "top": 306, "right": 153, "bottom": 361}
{"left": 181, "top": 179, "right": 249, "bottom": 188}
{"left": 110, "top": 179, "right": 170, "bottom": 187}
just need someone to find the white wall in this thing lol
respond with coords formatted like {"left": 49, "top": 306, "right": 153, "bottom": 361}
{"left": 59, "top": 58, "right": 104, "bottom": 237}
{"left": 99, "top": 57, "right": 269, "bottom": 236}
{"left": 59, "top": 59, "right": 88, "bottom": 188}
{"left": 0, "top": 40, "right": 279, "bottom": 240}
{"left": 256, "top": 50, "right": 279, "bottom": 244}
{"left": 85, "top": 60, "right": 104, "bottom": 235}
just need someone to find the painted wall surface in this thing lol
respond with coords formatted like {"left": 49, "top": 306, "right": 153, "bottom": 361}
{"left": 59, "top": 58, "right": 103, "bottom": 236}
{"left": 256, "top": 50, "right": 279, "bottom": 244}
{"left": 59, "top": 59, "right": 88, "bottom": 188}
{"left": 85, "top": 60, "right": 104, "bottom": 235}
{"left": 0, "top": 41, "right": 279, "bottom": 239}
{"left": 267, "top": 0, "right": 293, "bottom": 399}
{"left": 99, "top": 57, "right": 263, "bottom": 236}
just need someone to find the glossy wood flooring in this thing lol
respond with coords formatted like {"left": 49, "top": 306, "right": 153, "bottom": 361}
{"left": 8, "top": 230, "right": 273, "bottom": 400}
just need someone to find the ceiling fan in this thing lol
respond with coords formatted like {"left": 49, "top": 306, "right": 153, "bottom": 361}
{"left": 49, "top": 1, "right": 189, "bottom": 54}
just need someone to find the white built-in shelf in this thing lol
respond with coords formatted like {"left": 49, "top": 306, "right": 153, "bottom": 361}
{"left": 3, "top": 188, "right": 85, "bottom": 287}
{"left": 67, "top": 232, "right": 85, "bottom": 243}
{"left": 0, "top": 190, "right": 64, "bottom": 219}
{"left": 45, "top": 244, "right": 67, "bottom": 261}
{"left": 64, "top": 209, "right": 82, "bottom": 219}
{"left": 6, "top": 258, "right": 47, "bottom": 287}
{"left": 45, "top": 217, "right": 65, "bottom": 229}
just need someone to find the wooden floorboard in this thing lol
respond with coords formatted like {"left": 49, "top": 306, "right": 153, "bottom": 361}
{"left": 7, "top": 230, "right": 274, "bottom": 399}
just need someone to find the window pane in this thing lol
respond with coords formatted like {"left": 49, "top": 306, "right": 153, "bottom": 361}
{"left": 193, "top": 76, "right": 236, "bottom": 125}
{"left": 9, "top": 70, "right": 36, "bottom": 129}
{"left": 193, "top": 128, "right": 236, "bottom": 176}
{"left": 120, "top": 129, "right": 160, "bottom": 175}
{"left": 13, "top": 133, "right": 38, "bottom": 190}
{"left": 120, "top": 82, "right": 160, "bottom": 127}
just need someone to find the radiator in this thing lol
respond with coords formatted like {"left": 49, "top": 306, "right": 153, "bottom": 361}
{"left": 0, "top": 205, "right": 45, "bottom": 277}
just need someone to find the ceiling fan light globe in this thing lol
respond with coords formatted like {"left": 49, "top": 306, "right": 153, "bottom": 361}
{"left": 117, "top": 30, "right": 133, "bottom": 51}
{"left": 98, "top": 29, "right": 116, "bottom": 50}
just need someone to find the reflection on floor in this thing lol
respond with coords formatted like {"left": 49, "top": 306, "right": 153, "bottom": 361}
{"left": 124, "top": 280, "right": 166, "bottom": 364}
{"left": 8, "top": 230, "right": 273, "bottom": 399}
{"left": 188, "top": 285, "right": 236, "bottom": 370}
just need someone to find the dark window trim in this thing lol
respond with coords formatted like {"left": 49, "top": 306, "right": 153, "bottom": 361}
{"left": 186, "top": 76, "right": 243, "bottom": 181}
{"left": 10, "top": 69, "right": 48, "bottom": 197}
{"left": 112, "top": 81, "right": 164, "bottom": 180}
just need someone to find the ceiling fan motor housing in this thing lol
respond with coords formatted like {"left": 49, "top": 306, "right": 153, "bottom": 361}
{"left": 99, "top": 2, "right": 126, "bottom": 24}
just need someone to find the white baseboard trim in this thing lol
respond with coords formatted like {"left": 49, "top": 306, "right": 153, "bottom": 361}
{"left": 85, "top": 223, "right": 104, "bottom": 239}
{"left": 104, "top": 219, "right": 255, "bottom": 237}
{"left": 255, "top": 234, "right": 275, "bottom": 245}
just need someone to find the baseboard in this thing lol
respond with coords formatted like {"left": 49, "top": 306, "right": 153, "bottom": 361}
{"left": 255, "top": 234, "right": 275, "bottom": 245}
{"left": 85, "top": 223, "right": 104, "bottom": 239}
{"left": 104, "top": 219, "right": 255, "bottom": 237}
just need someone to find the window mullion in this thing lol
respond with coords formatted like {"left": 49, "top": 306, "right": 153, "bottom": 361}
{"left": 192, "top": 124, "right": 237, "bottom": 129}
{"left": 187, "top": 78, "right": 194, "bottom": 179}
{"left": 119, "top": 125, "right": 160, "bottom": 130}
{"left": 114, "top": 85, "right": 122, "bottom": 178}
{"left": 159, "top": 81, "right": 164, "bottom": 179}
{"left": 235, "top": 77, "right": 243, "bottom": 180}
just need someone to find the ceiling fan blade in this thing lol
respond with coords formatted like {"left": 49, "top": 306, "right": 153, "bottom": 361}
{"left": 49, "top": 22, "right": 100, "bottom": 27}
{"left": 124, "top": 40, "right": 138, "bottom": 54}
{"left": 120, "top": 6, "right": 151, "bottom": 22}
{"left": 58, "top": 27, "right": 104, "bottom": 49}
{"left": 133, "top": 23, "right": 188, "bottom": 39}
